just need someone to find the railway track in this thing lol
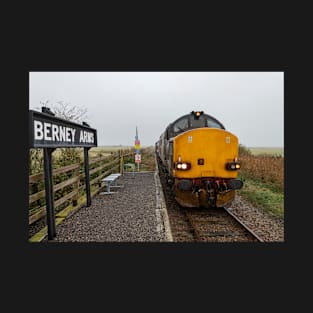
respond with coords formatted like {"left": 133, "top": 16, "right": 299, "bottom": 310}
{"left": 156, "top": 155, "right": 263, "bottom": 242}
{"left": 184, "top": 207, "right": 263, "bottom": 242}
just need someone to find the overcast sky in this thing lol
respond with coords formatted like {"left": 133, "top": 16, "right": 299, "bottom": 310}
{"left": 29, "top": 72, "right": 284, "bottom": 147}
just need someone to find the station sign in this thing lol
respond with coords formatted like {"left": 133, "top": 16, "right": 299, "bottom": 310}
{"left": 29, "top": 110, "right": 98, "bottom": 148}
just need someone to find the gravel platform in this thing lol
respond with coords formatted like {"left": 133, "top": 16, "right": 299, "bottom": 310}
{"left": 48, "top": 172, "right": 167, "bottom": 242}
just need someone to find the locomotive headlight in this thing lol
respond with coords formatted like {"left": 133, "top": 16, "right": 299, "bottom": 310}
{"left": 225, "top": 162, "right": 241, "bottom": 170}
{"left": 192, "top": 111, "right": 203, "bottom": 119}
{"left": 175, "top": 162, "right": 191, "bottom": 170}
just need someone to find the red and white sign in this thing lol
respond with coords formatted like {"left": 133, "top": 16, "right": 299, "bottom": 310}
{"left": 135, "top": 154, "right": 141, "bottom": 163}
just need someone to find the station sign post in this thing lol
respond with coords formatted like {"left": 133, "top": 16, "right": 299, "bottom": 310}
{"left": 29, "top": 108, "right": 97, "bottom": 240}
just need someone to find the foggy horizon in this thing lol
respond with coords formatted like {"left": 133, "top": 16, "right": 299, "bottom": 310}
{"left": 29, "top": 72, "right": 284, "bottom": 148}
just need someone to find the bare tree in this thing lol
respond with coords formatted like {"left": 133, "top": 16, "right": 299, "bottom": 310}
{"left": 38, "top": 100, "right": 88, "bottom": 123}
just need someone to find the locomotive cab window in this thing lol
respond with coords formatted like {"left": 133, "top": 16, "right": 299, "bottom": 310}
{"left": 173, "top": 117, "right": 189, "bottom": 134}
{"left": 170, "top": 112, "right": 225, "bottom": 137}
{"left": 190, "top": 114, "right": 224, "bottom": 130}
{"left": 205, "top": 117, "right": 224, "bottom": 129}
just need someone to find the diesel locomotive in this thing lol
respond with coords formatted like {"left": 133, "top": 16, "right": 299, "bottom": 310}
{"left": 155, "top": 111, "right": 243, "bottom": 208}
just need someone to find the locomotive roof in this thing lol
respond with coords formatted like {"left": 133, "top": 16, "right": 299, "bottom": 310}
{"left": 169, "top": 111, "right": 225, "bottom": 130}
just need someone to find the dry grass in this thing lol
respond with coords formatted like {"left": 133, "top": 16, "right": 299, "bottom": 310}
{"left": 239, "top": 154, "right": 284, "bottom": 192}
{"left": 140, "top": 146, "right": 156, "bottom": 171}
{"left": 237, "top": 148, "right": 284, "bottom": 218}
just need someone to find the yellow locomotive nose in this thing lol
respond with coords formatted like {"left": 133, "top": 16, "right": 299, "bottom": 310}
{"left": 173, "top": 128, "right": 240, "bottom": 179}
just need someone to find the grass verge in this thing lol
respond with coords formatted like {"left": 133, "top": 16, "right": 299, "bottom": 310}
{"left": 237, "top": 177, "right": 284, "bottom": 219}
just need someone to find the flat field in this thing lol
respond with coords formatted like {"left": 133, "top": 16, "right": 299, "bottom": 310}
{"left": 248, "top": 147, "right": 284, "bottom": 156}
{"left": 88, "top": 145, "right": 132, "bottom": 157}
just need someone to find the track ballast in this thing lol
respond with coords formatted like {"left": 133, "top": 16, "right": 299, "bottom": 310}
{"left": 157, "top": 156, "right": 263, "bottom": 242}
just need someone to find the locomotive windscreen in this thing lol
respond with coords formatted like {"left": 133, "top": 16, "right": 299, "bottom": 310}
{"left": 189, "top": 113, "right": 224, "bottom": 129}
{"left": 170, "top": 111, "right": 225, "bottom": 138}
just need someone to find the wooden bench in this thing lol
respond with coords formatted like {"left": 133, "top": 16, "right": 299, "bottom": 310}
{"left": 99, "top": 173, "right": 123, "bottom": 195}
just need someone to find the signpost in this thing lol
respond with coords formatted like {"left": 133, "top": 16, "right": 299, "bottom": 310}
{"left": 134, "top": 126, "right": 141, "bottom": 171}
{"left": 29, "top": 108, "right": 97, "bottom": 240}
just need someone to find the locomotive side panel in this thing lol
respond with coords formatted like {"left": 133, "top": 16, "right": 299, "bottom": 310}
{"left": 158, "top": 132, "right": 166, "bottom": 166}
{"left": 157, "top": 128, "right": 174, "bottom": 174}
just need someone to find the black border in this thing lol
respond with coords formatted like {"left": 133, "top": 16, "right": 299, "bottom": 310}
{"left": 5, "top": 34, "right": 299, "bottom": 298}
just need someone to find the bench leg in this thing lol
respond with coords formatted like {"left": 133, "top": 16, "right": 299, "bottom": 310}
{"left": 100, "top": 182, "right": 116, "bottom": 195}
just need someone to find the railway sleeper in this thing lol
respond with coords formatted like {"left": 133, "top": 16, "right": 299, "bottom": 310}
{"left": 203, "top": 231, "right": 241, "bottom": 237}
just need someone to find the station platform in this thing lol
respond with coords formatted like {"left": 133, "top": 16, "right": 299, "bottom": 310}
{"left": 49, "top": 171, "right": 172, "bottom": 242}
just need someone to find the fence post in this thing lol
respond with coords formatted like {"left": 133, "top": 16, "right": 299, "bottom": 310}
{"left": 119, "top": 149, "right": 124, "bottom": 175}
{"left": 84, "top": 147, "right": 91, "bottom": 207}
{"left": 43, "top": 147, "right": 56, "bottom": 240}
{"left": 72, "top": 162, "right": 80, "bottom": 206}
